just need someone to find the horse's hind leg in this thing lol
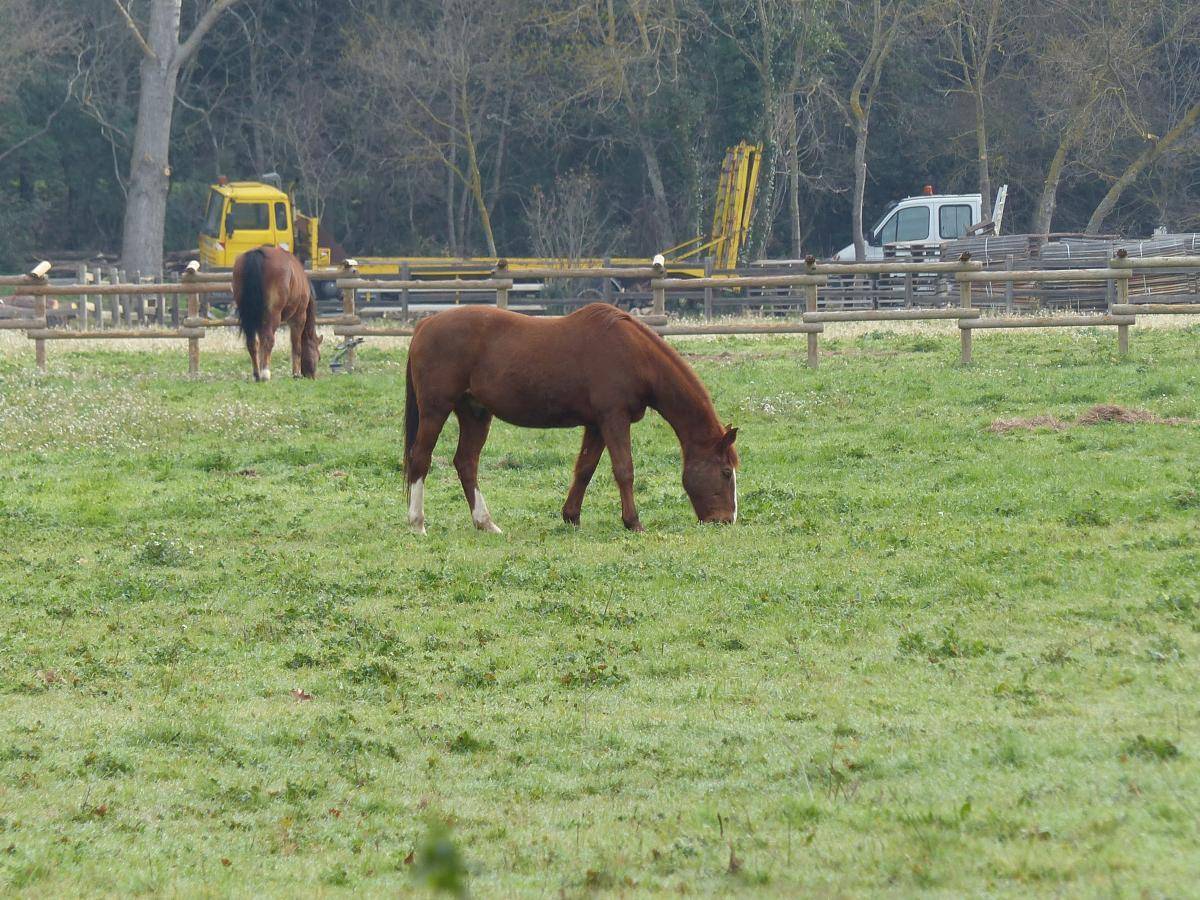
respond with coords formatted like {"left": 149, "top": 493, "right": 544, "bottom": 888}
{"left": 258, "top": 324, "right": 277, "bottom": 381}
{"left": 245, "top": 333, "right": 261, "bottom": 381}
{"left": 562, "top": 425, "right": 604, "bottom": 527}
{"left": 453, "top": 401, "right": 500, "bottom": 534}
{"left": 407, "top": 404, "right": 451, "bottom": 535}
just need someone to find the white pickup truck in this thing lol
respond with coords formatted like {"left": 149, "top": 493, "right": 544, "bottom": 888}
{"left": 832, "top": 185, "right": 1007, "bottom": 261}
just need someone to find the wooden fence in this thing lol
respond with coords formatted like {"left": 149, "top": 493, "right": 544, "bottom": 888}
{"left": 3, "top": 251, "right": 1199, "bottom": 375}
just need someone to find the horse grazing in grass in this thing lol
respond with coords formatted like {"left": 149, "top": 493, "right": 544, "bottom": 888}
{"left": 403, "top": 303, "right": 739, "bottom": 533}
{"left": 232, "top": 246, "right": 322, "bottom": 381}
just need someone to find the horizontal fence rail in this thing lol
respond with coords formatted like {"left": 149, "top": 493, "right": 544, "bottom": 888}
{"left": 3, "top": 252, "right": 1200, "bottom": 374}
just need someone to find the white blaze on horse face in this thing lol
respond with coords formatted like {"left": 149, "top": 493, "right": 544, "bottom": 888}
{"left": 409, "top": 478, "right": 426, "bottom": 534}
{"left": 731, "top": 470, "right": 738, "bottom": 523}
{"left": 472, "top": 488, "right": 502, "bottom": 534}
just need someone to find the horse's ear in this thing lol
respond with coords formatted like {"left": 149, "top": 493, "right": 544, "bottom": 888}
{"left": 718, "top": 427, "right": 738, "bottom": 451}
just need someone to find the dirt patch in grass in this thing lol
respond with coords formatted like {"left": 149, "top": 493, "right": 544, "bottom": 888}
{"left": 991, "top": 404, "right": 1195, "bottom": 433}
{"left": 989, "top": 415, "right": 1070, "bottom": 433}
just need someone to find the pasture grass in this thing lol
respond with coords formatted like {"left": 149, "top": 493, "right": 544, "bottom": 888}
{"left": 1, "top": 322, "right": 1199, "bottom": 896}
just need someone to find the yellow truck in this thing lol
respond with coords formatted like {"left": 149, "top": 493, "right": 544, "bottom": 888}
{"left": 198, "top": 142, "right": 762, "bottom": 284}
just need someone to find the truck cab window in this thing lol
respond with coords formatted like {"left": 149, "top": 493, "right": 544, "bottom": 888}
{"left": 229, "top": 203, "right": 269, "bottom": 231}
{"left": 939, "top": 204, "right": 972, "bottom": 239}
{"left": 877, "top": 207, "right": 929, "bottom": 244}
{"left": 203, "top": 192, "right": 224, "bottom": 237}
{"left": 275, "top": 202, "right": 288, "bottom": 232}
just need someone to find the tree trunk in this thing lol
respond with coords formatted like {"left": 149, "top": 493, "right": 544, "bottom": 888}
{"left": 787, "top": 113, "right": 802, "bottom": 258}
{"left": 1085, "top": 101, "right": 1200, "bottom": 235}
{"left": 446, "top": 138, "right": 458, "bottom": 255}
{"left": 120, "top": 2, "right": 183, "bottom": 278}
{"left": 974, "top": 86, "right": 992, "bottom": 222}
{"left": 637, "top": 131, "right": 675, "bottom": 249}
{"left": 1032, "top": 134, "right": 1073, "bottom": 236}
{"left": 851, "top": 117, "right": 869, "bottom": 262}
{"left": 1033, "top": 110, "right": 1091, "bottom": 235}
{"left": 119, "top": 0, "right": 241, "bottom": 276}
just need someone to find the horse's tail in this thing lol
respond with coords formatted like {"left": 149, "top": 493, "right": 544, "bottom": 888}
{"left": 300, "top": 280, "right": 319, "bottom": 377}
{"left": 403, "top": 352, "right": 418, "bottom": 499}
{"left": 235, "top": 248, "right": 267, "bottom": 346}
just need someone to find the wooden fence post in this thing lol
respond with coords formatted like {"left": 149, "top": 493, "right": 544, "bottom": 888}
{"left": 805, "top": 256, "right": 819, "bottom": 368}
{"left": 108, "top": 267, "right": 119, "bottom": 328}
{"left": 652, "top": 258, "right": 666, "bottom": 316}
{"left": 400, "top": 262, "right": 410, "bottom": 318}
{"left": 1116, "top": 273, "right": 1130, "bottom": 356}
{"left": 1004, "top": 255, "right": 1014, "bottom": 314}
{"left": 495, "top": 259, "right": 509, "bottom": 310}
{"left": 341, "top": 263, "right": 358, "bottom": 373}
{"left": 75, "top": 262, "right": 88, "bottom": 329}
{"left": 703, "top": 257, "right": 714, "bottom": 320}
{"left": 34, "top": 292, "right": 47, "bottom": 371}
{"left": 188, "top": 290, "right": 201, "bottom": 376}
{"left": 959, "top": 260, "right": 973, "bottom": 365}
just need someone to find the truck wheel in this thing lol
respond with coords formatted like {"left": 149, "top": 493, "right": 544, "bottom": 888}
{"left": 315, "top": 279, "right": 340, "bottom": 303}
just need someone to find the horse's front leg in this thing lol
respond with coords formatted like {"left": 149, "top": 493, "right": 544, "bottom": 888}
{"left": 562, "top": 425, "right": 604, "bottom": 527}
{"left": 289, "top": 317, "right": 303, "bottom": 377}
{"left": 600, "top": 418, "right": 644, "bottom": 532}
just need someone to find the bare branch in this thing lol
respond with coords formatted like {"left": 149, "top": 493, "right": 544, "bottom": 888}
{"left": 109, "top": 0, "right": 157, "bottom": 61}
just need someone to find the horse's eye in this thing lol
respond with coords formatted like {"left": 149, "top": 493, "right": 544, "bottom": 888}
{"left": 721, "top": 468, "right": 733, "bottom": 479}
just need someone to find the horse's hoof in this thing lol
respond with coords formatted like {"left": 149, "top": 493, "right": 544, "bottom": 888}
{"left": 562, "top": 509, "right": 581, "bottom": 527}
{"left": 260, "top": 368, "right": 271, "bottom": 382}
{"left": 624, "top": 519, "right": 645, "bottom": 533}
{"left": 476, "top": 520, "right": 503, "bottom": 535}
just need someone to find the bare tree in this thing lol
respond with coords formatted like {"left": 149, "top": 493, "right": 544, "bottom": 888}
{"left": 932, "top": 0, "right": 1020, "bottom": 222}
{"left": 352, "top": 0, "right": 522, "bottom": 256}
{"left": 828, "top": 0, "right": 913, "bottom": 261}
{"left": 557, "top": 0, "right": 692, "bottom": 249}
{"left": 706, "top": 0, "right": 833, "bottom": 258}
{"left": 0, "top": 0, "right": 80, "bottom": 163}
{"left": 1084, "top": 1, "right": 1200, "bottom": 233}
{"left": 112, "top": 0, "right": 244, "bottom": 276}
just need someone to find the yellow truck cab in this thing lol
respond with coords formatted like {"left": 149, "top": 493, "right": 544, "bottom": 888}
{"left": 199, "top": 179, "right": 329, "bottom": 271}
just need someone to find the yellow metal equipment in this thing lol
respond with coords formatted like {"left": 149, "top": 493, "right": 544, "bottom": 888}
{"left": 198, "top": 142, "right": 762, "bottom": 278}
{"left": 661, "top": 141, "right": 762, "bottom": 271}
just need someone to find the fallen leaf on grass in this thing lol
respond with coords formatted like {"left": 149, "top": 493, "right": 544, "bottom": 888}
{"left": 290, "top": 688, "right": 313, "bottom": 702}
{"left": 221, "top": 858, "right": 232, "bottom": 867}
{"left": 403, "top": 850, "right": 415, "bottom": 865}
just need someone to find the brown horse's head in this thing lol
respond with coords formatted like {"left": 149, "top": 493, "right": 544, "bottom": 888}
{"left": 682, "top": 426, "right": 739, "bottom": 524}
{"left": 300, "top": 332, "right": 323, "bottom": 377}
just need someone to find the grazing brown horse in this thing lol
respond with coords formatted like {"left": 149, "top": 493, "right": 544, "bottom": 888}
{"left": 403, "top": 303, "right": 739, "bottom": 533}
{"left": 232, "top": 246, "right": 321, "bottom": 381}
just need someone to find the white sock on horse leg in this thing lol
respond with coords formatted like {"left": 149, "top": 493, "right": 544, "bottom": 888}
{"left": 409, "top": 478, "right": 426, "bottom": 535}
{"left": 261, "top": 368, "right": 271, "bottom": 382}
{"left": 472, "top": 488, "right": 502, "bottom": 534}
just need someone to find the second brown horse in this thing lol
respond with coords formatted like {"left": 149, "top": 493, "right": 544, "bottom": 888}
{"left": 404, "top": 303, "right": 739, "bottom": 533}
{"left": 232, "top": 246, "right": 321, "bottom": 381}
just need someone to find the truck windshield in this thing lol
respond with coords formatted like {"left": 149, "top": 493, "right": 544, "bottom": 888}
{"left": 229, "top": 202, "right": 270, "bottom": 231}
{"left": 203, "top": 191, "right": 225, "bottom": 237}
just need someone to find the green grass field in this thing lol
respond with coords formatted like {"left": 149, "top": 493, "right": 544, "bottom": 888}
{"left": 1, "top": 323, "right": 1198, "bottom": 896}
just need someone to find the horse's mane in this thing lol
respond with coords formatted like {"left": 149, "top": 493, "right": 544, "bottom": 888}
{"left": 574, "top": 304, "right": 728, "bottom": 447}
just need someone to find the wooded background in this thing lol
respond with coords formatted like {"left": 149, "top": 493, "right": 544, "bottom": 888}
{"left": 1, "top": 0, "right": 1197, "bottom": 271}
